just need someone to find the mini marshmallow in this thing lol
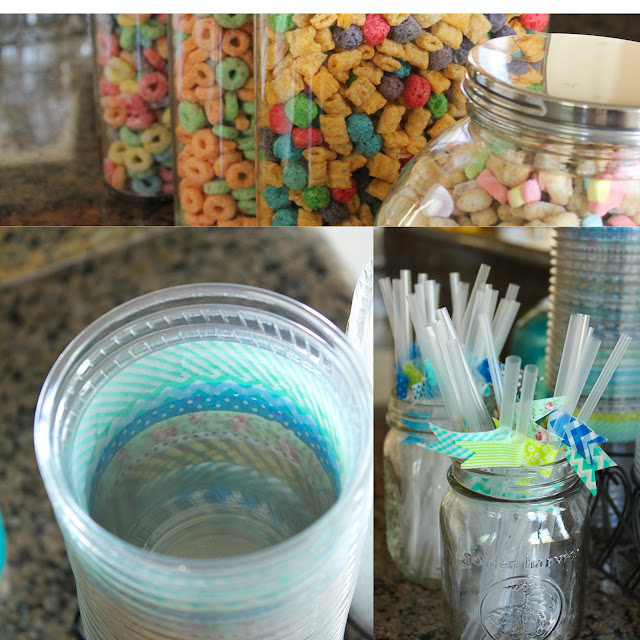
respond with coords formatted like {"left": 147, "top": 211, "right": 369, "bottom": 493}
{"left": 420, "top": 183, "right": 454, "bottom": 218}
{"left": 608, "top": 213, "right": 636, "bottom": 227}
{"left": 476, "top": 168, "right": 508, "bottom": 204}
{"left": 507, "top": 178, "right": 541, "bottom": 208}
{"left": 582, "top": 214, "right": 604, "bottom": 227}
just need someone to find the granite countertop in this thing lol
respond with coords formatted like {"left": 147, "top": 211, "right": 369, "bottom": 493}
{"left": 373, "top": 412, "right": 640, "bottom": 639}
{"left": 0, "top": 228, "right": 355, "bottom": 638}
{"left": 1, "top": 15, "right": 640, "bottom": 226}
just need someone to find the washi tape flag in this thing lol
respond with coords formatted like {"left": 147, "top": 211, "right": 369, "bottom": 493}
{"left": 411, "top": 380, "right": 428, "bottom": 401}
{"left": 424, "top": 424, "right": 513, "bottom": 460}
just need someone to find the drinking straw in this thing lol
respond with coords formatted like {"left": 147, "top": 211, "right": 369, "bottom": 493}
{"left": 446, "top": 338, "right": 485, "bottom": 432}
{"left": 505, "top": 283, "right": 520, "bottom": 301}
{"left": 417, "top": 272, "right": 428, "bottom": 285}
{"left": 499, "top": 355, "right": 521, "bottom": 431}
{"left": 424, "top": 280, "right": 437, "bottom": 326}
{"left": 479, "top": 312, "right": 503, "bottom": 408}
{"left": 449, "top": 272, "right": 460, "bottom": 301}
{"left": 452, "top": 282, "right": 469, "bottom": 334}
{"left": 560, "top": 334, "right": 601, "bottom": 419}
{"left": 492, "top": 298, "right": 521, "bottom": 357}
{"left": 515, "top": 364, "right": 538, "bottom": 441}
{"left": 577, "top": 333, "right": 632, "bottom": 424}
{"left": 459, "top": 264, "right": 491, "bottom": 344}
{"left": 554, "top": 314, "right": 590, "bottom": 397}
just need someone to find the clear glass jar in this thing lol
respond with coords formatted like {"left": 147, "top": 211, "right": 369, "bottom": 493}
{"left": 34, "top": 284, "right": 371, "bottom": 640}
{"left": 91, "top": 15, "right": 173, "bottom": 198}
{"left": 170, "top": 14, "right": 257, "bottom": 227}
{"left": 256, "top": 14, "right": 546, "bottom": 227}
{"left": 378, "top": 33, "right": 640, "bottom": 228}
{"left": 441, "top": 459, "right": 591, "bottom": 640}
{"left": 384, "top": 392, "right": 453, "bottom": 587}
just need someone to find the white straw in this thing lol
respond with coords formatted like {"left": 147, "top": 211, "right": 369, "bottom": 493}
{"left": 555, "top": 314, "right": 590, "bottom": 397}
{"left": 578, "top": 333, "right": 632, "bottom": 424}
{"left": 515, "top": 364, "right": 538, "bottom": 441}
{"left": 500, "top": 355, "right": 521, "bottom": 431}
{"left": 479, "top": 313, "right": 503, "bottom": 408}
{"left": 561, "top": 334, "right": 601, "bottom": 419}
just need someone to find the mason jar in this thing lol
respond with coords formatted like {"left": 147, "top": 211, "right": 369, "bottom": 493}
{"left": 441, "top": 459, "right": 591, "bottom": 640}
{"left": 378, "top": 33, "right": 640, "bottom": 228}
{"left": 384, "top": 392, "right": 452, "bottom": 587}
{"left": 91, "top": 14, "right": 173, "bottom": 198}
{"left": 256, "top": 14, "right": 547, "bottom": 227}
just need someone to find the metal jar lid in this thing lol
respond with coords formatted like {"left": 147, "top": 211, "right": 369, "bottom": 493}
{"left": 463, "top": 33, "right": 640, "bottom": 145}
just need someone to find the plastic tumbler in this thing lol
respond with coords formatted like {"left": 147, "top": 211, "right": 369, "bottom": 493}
{"left": 34, "top": 284, "right": 372, "bottom": 640}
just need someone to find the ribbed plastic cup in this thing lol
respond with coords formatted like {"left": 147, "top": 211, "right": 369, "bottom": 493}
{"left": 34, "top": 284, "right": 372, "bottom": 640}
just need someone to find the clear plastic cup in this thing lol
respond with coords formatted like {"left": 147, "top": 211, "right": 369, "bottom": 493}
{"left": 35, "top": 283, "right": 372, "bottom": 640}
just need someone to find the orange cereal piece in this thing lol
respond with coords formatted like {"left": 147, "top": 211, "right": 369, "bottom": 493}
{"left": 193, "top": 17, "right": 222, "bottom": 51}
{"left": 221, "top": 30, "right": 251, "bottom": 57}
{"left": 187, "top": 47, "right": 211, "bottom": 64}
{"left": 213, "top": 152, "right": 243, "bottom": 178}
{"left": 183, "top": 156, "right": 215, "bottom": 183}
{"left": 103, "top": 105, "right": 127, "bottom": 127}
{"left": 178, "top": 36, "right": 198, "bottom": 58}
{"left": 176, "top": 122, "right": 194, "bottom": 145}
{"left": 194, "top": 85, "right": 222, "bottom": 102}
{"left": 241, "top": 20, "right": 254, "bottom": 34}
{"left": 220, "top": 139, "right": 237, "bottom": 153}
{"left": 119, "top": 50, "right": 136, "bottom": 67}
{"left": 205, "top": 100, "right": 224, "bottom": 125}
{"left": 237, "top": 77, "right": 255, "bottom": 101}
{"left": 203, "top": 194, "right": 236, "bottom": 222}
{"left": 156, "top": 36, "right": 168, "bottom": 59}
{"left": 181, "top": 186, "right": 204, "bottom": 215}
{"left": 234, "top": 114, "right": 250, "bottom": 131}
{"left": 178, "top": 177, "right": 202, "bottom": 197}
{"left": 224, "top": 160, "right": 255, "bottom": 189}
{"left": 190, "top": 62, "right": 216, "bottom": 87}
{"left": 184, "top": 210, "right": 212, "bottom": 226}
{"left": 111, "top": 165, "right": 127, "bottom": 190}
{"left": 174, "top": 14, "right": 195, "bottom": 34}
{"left": 191, "top": 129, "right": 220, "bottom": 159}
{"left": 240, "top": 50, "right": 254, "bottom": 73}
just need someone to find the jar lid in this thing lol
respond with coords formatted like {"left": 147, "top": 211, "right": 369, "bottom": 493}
{"left": 464, "top": 33, "right": 640, "bottom": 145}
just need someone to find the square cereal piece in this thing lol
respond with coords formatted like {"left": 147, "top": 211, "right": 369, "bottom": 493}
{"left": 450, "top": 80, "right": 466, "bottom": 108}
{"left": 265, "top": 40, "right": 289, "bottom": 70}
{"left": 382, "top": 146, "right": 406, "bottom": 159}
{"left": 430, "top": 21, "right": 463, "bottom": 50}
{"left": 303, "top": 147, "right": 338, "bottom": 162}
{"left": 441, "top": 14, "right": 471, "bottom": 31}
{"left": 366, "top": 178, "right": 393, "bottom": 200}
{"left": 297, "top": 209, "right": 323, "bottom": 226}
{"left": 427, "top": 112, "right": 456, "bottom": 139}
{"left": 359, "top": 203, "right": 374, "bottom": 225}
{"left": 382, "top": 14, "right": 410, "bottom": 26}
{"left": 367, "top": 152, "right": 401, "bottom": 180}
{"left": 337, "top": 13, "right": 366, "bottom": 27}
{"left": 293, "top": 14, "right": 312, "bottom": 28}
{"left": 320, "top": 92, "right": 353, "bottom": 115}
{"left": 414, "top": 32, "right": 444, "bottom": 51}
{"left": 419, "top": 69, "right": 451, "bottom": 94}
{"left": 310, "top": 67, "right": 341, "bottom": 101}
{"left": 328, "top": 159, "right": 353, "bottom": 188}
{"left": 354, "top": 61, "right": 384, "bottom": 84}
{"left": 260, "top": 161, "right": 284, "bottom": 188}
{"left": 347, "top": 151, "right": 368, "bottom": 170}
{"left": 346, "top": 193, "right": 361, "bottom": 214}
{"left": 443, "top": 63, "right": 465, "bottom": 81}
{"left": 402, "top": 42, "right": 430, "bottom": 69}
{"left": 376, "top": 104, "right": 406, "bottom": 135}
{"left": 308, "top": 160, "right": 329, "bottom": 186}
{"left": 327, "top": 49, "right": 363, "bottom": 73}
{"left": 375, "top": 38, "right": 405, "bottom": 58}
{"left": 372, "top": 53, "right": 402, "bottom": 72}
{"left": 413, "top": 13, "right": 442, "bottom": 28}
{"left": 463, "top": 14, "right": 493, "bottom": 44}
{"left": 360, "top": 91, "right": 387, "bottom": 115}
{"left": 286, "top": 26, "right": 322, "bottom": 57}
{"left": 320, "top": 114, "right": 350, "bottom": 144}
{"left": 405, "top": 107, "right": 431, "bottom": 137}
{"left": 295, "top": 52, "right": 328, "bottom": 81}
{"left": 315, "top": 27, "right": 336, "bottom": 52}
{"left": 382, "top": 130, "right": 410, "bottom": 148}
{"left": 518, "top": 33, "right": 546, "bottom": 62}
{"left": 329, "top": 142, "right": 354, "bottom": 155}
{"left": 345, "top": 76, "right": 377, "bottom": 107}
{"left": 270, "top": 66, "right": 305, "bottom": 102}
{"left": 358, "top": 44, "right": 375, "bottom": 60}
{"left": 447, "top": 102, "right": 466, "bottom": 119}
{"left": 288, "top": 189, "right": 311, "bottom": 211}
{"left": 310, "top": 13, "right": 338, "bottom": 29}
{"left": 509, "top": 17, "right": 527, "bottom": 36}
{"left": 273, "top": 53, "right": 295, "bottom": 75}
{"left": 264, "top": 82, "right": 280, "bottom": 107}
{"left": 406, "top": 135, "right": 427, "bottom": 155}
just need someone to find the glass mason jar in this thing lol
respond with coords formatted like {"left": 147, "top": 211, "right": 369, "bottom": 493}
{"left": 384, "top": 392, "right": 452, "bottom": 587}
{"left": 91, "top": 15, "right": 173, "bottom": 198}
{"left": 256, "top": 14, "right": 546, "bottom": 227}
{"left": 441, "top": 459, "right": 591, "bottom": 640}
{"left": 34, "top": 284, "right": 371, "bottom": 640}
{"left": 378, "top": 33, "right": 640, "bottom": 228}
{"left": 170, "top": 15, "right": 257, "bottom": 227}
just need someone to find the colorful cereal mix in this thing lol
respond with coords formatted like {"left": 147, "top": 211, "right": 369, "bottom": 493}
{"left": 172, "top": 14, "right": 256, "bottom": 226}
{"left": 92, "top": 14, "right": 173, "bottom": 197}
{"left": 256, "top": 13, "right": 546, "bottom": 226}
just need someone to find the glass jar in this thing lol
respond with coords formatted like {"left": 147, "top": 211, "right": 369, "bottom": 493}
{"left": 256, "top": 14, "right": 546, "bottom": 227}
{"left": 34, "top": 284, "right": 371, "bottom": 640}
{"left": 378, "top": 33, "right": 640, "bottom": 228}
{"left": 91, "top": 15, "right": 173, "bottom": 198}
{"left": 441, "top": 459, "right": 591, "bottom": 640}
{"left": 384, "top": 392, "right": 453, "bottom": 587}
{"left": 170, "top": 14, "right": 257, "bottom": 227}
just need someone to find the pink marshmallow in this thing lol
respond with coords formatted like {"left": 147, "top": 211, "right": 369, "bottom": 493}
{"left": 508, "top": 178, "right": 542, "bottom": 207}
{"left": 607, "top": 214, "right": 636, "bottom": 227}
{"left": 588, "top": 179, "right": 626, "bottom": 216}
{"left": 476, "top": 169, "right": 508, "bottom": 204}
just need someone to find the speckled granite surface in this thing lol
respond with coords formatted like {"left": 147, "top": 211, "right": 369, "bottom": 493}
{"left": 0, "top": 228, "right": 355, "bottom": 638}
{"left": 373, "top": 414, "right": 640, "bottom": 639}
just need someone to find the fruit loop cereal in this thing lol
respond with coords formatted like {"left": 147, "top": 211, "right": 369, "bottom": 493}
{"left": 378, "top": 33, "right": 640, "bottom": 228}
{"left": 92, "top": 15, "right": 173, "bottom": 198}
{"left": 256, "top": 13, "right": 548, "bottom": 226}
{"left": 171, "top": 14, "right": 257, "bottom": 226}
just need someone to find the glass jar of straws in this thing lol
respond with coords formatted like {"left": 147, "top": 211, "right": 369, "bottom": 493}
{"left": 440, "top": 458, "right": 591, "bottom": 640}
{"left": 384, "top": 393, "right": 452, "bottom": 587}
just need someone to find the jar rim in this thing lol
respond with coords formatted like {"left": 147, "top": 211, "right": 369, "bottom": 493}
{"left": 34, "top": 283, "right": 372, "bottom": 584}
{"left": 465, "top": 33, "right": 640, "bottom": 146}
